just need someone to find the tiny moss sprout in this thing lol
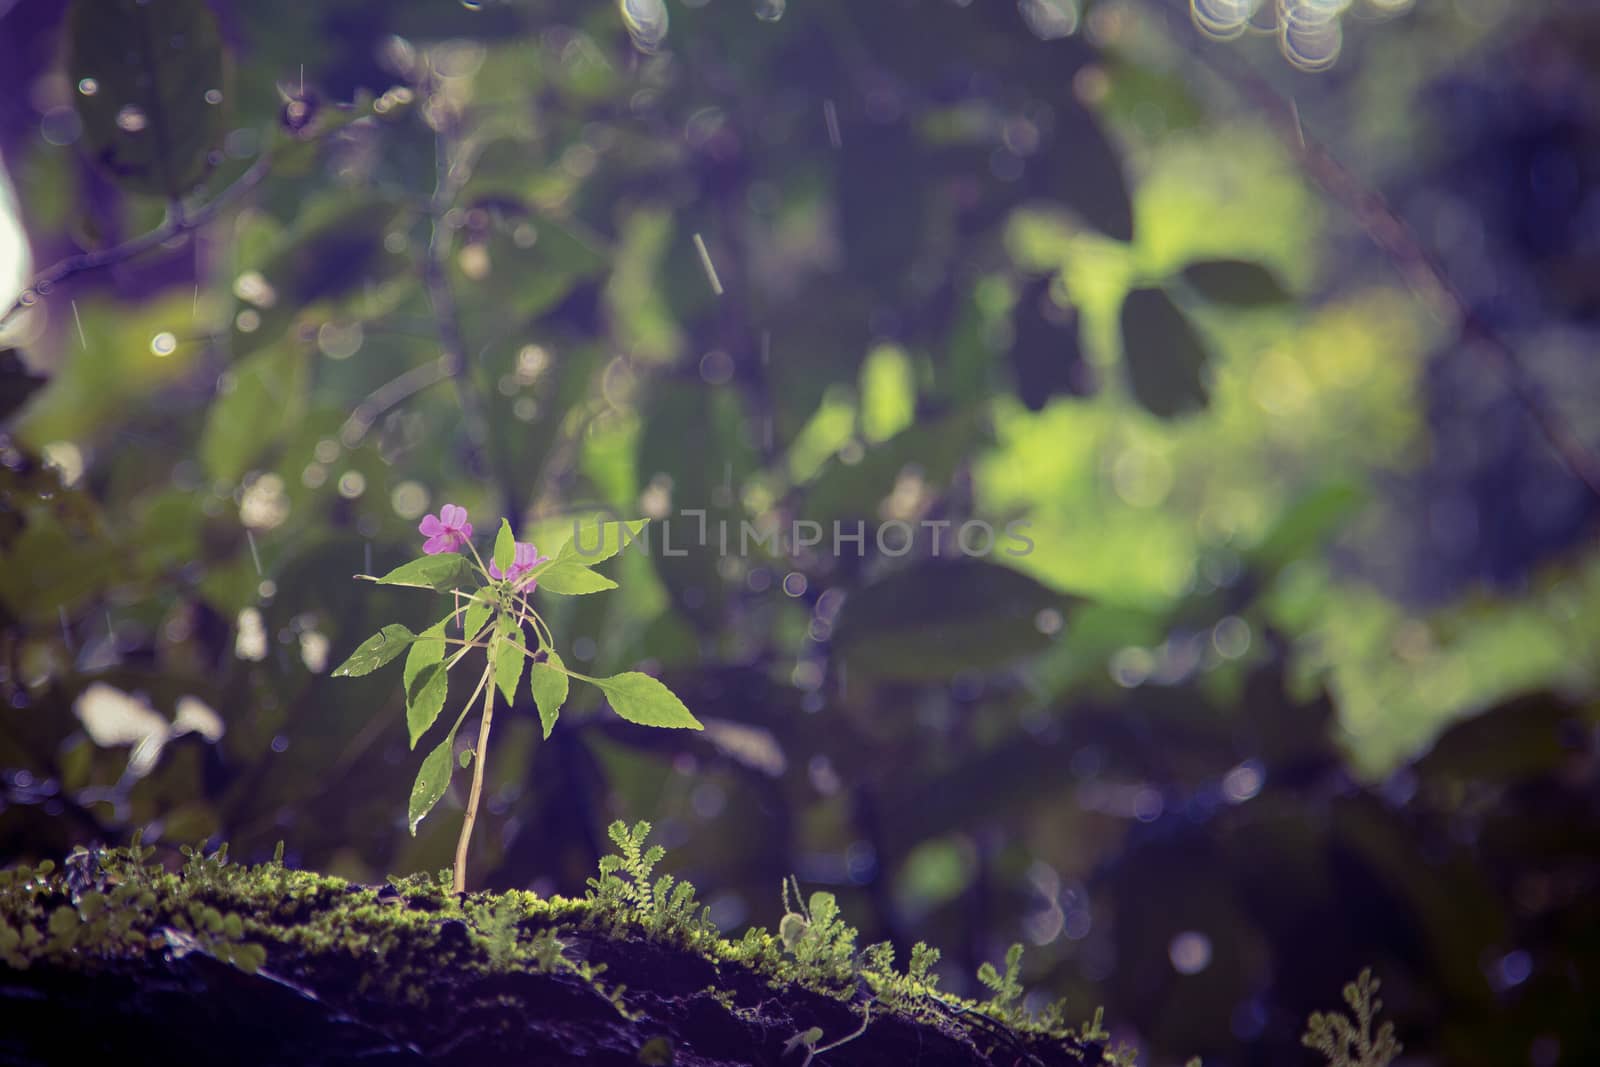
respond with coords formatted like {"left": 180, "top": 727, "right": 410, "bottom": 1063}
{"left": 333, "top": 508, "right": 701, "bottom": 892}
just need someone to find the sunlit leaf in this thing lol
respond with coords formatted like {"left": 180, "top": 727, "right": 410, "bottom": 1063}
{"left": 594, "top": 672, "right": 702, "bottom": 730}
{"left": 462, "top": 599, "right": 492, "bottom": 643}
{"left": 494, "top": 621, "right": 525, "bottom": 705}
{"left": 529, "top": 651, "right": 569, "bottom": 739}
{"left": 535, "top": 557, "right": 620, "bottom": 595}
{"left": 403, "top": 619, "right": 448, "bottom": 693}
{"left": 408, "top": 733, "right": 456, "bottom": 835}
{"left": 556, "top": 519, "right": 649, "bottom": 565}
{"left": 493, "top": 518, "right": 515, "bottom": 575}
{"left": 331, "top": 624, "right": 416, "bottom": 678}
{"left": 365, "top": 554, "right": 475, "bottom": 592}
{"left": 1120, "top": 287, "right": 1211, "bottom": 418}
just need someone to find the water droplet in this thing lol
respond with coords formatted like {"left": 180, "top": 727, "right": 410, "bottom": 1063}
{"left": 77, "top": 78, "right": 98, "bottom": 96}
{"left": 150, "top": 332, "right": 177, "bottom": 357}
{"left": 18, "top": 289, "right": 37, "bottom": 307}
{"left": 115, "top": 105, "right": 148, "bottom": 133}
{"left": 753, "top": 0, "right": 786, "bottom": 21}
{"left": 204, "top": 89, "right": 223, "bottom": 105}
{"left": 620, "top": 0, "right": 669, "bottom": 53}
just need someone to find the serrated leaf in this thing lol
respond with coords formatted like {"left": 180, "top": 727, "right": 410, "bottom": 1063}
{"left": 556, "top": 519, "right": 649, "bottom": 565}
{"left": 535, "top": 557, "right": 620, "bottom": 595}
{"left": 1120, "top": 287, "right": 1212, "bottom": 419}
{"left": 1180, "top": 259, "right": 1292, "bottom": 306}
{"left": 403, "top": 619, "right": 447, "bottom": 693}
{"left": 67, "top": 0, "right": 226, "bottom": 198}
{"left": 594, "top": 672, "right": 702, "bottom": 730}
{"left": 529, "top": 652, "right": 569, "bottom": 739}
{"left": 494, "top": 622, "right": 525, "bottom": 705}
{"left": 408, "top": 734, "right": 456, "bottom": 836}
{"left": 493, "top": 519, "right": 515, "bottom": 574}
{"left": 366, "top": 554, "right": 476, "bottom": 592}
{"left": 331, "top": 624, "right": 416, "bottom": 678}
{"left": 405, "top": 663, "right": 448, "bottom": 749}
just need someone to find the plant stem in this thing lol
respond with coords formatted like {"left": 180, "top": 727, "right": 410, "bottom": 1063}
{"left": 453, "top": 656, "right": 498, "bottom": 893}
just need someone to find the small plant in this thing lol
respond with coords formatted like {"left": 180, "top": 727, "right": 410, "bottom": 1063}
{"left": 779, "top": 876, "right": 858, "bottom": 990}
{"left": 333, "top": 509, "right": 702, "bottom": 892}
{"left": 1302, "top": 968, "right": 1402, "bottom": 1067}
{"left": 976, "top": 942, "right": 1027, "bottom": 1022}
{"left": 585, "top": 819, "right": 714, "bottom": 944}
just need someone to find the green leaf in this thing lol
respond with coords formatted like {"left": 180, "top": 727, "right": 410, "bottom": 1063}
{"left": 331, "top": 624, "right": 416, "bottom": 678}
{"left": 1120, "top": 287, "right": 1212, "bottom": 419}
{"left": 366, "top": 554, "right": 476, "bottom": 592}
{"left": 408, "top": 734, "right": 456, "bottom": 836}
{"left": 556, "top": 519, "right": 649, "bottom": 565}
{"left": 458, "top": 749, "right": 473, "bottom": 769}
{"left": 528, "top": 652, "right": 569, "bottom": 739}
{"left": 199, "top": 343, "right": 308, "bottom": 484}
{"left": 494, "top": 621, "right": 525, "bottom": 705}
{"left": 1179, "top": 259, "right": 1292, "bottom": 306}
{"left": 593, "top": 672, "right": 702, "bottom": 731}
{"left": 493, "top": 519, "right": 515, "bottom": 575}
{"left": 461, "top": 600, "right": 492, "bottom": 643}
{"left": 67, "top": 0, "right": 226, "bottom": 198}
{"left": 405, "top": 663, "right": 449, "bottom": 749}
{"left": 534, "top": 557, "right": 619, "bottom": 595}
{"left": 403, "top": 619, "right": 447, "bottom": 693}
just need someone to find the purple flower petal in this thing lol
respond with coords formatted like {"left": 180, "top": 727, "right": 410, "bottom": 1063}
{"left": 440, "top": 504, "right": 467, "bottom": 529}
{"left": 419, "top": 514, "right": 444, "bottom": 536}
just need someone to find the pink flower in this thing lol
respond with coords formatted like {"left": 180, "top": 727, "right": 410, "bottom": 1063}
{"left": 419, "top": 504, "right": 473, "bottom": 555}
{"left": 489, "top": 541, "right": 550, "bottom": 585}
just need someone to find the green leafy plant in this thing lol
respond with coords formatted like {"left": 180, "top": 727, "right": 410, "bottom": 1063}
{"left": 585, "top": 819, "right": 714, "bottom": 944}
{"left": 976, "top": 942, "right": 1027, "bottom": 1021}
{"left": 1302, "top": 968, "right": 1402, "bottom": 1067}
{"left": 333, "top": 510, "right": 701, "bottom": 892}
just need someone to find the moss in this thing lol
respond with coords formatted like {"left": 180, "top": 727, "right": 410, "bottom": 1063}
{"left": 1, "top": 825, "right": 1118, "bottom": 1065}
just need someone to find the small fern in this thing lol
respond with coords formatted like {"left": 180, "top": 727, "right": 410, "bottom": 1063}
{"left": 976, "top": 942, "right": 1026, "bottom": 1021}
{"left": 1302, "top": 968, "right": 1402, "bottom": 1067}
{"left": 584, "top": 820, "right": 713, "bottom": 944}
{"left": 777, "top": 878, "right": 858, "bottom": 991}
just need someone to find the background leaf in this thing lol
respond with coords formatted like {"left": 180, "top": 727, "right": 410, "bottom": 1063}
{"left": 1180, "top": 258, "right": 1293, "bottom": 306}
{"left": 1120, "top": 287, "right": 1213, "bottom": 418}
{"left": 67, "top": 0, "right": 226, "bottom": 198}
{"left": 832, "top": 559, "right": 1072, "bottom": 681}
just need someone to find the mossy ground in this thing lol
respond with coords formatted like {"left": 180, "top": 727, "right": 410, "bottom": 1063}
{"left": 0, "top": 831, "right": 1123, "bottom": 1066}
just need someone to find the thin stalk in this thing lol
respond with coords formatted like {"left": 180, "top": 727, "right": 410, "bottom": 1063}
{"left": 453, "top": 651, "right": 498, "bottom": 893}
